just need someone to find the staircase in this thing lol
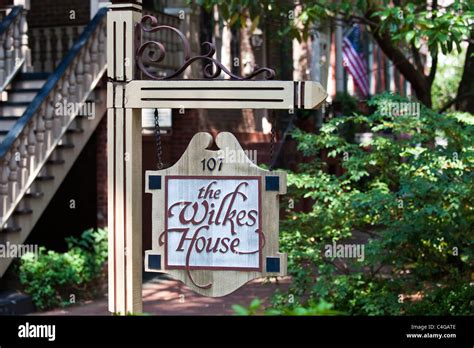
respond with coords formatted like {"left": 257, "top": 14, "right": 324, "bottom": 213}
{"left": 0, "top": 73, "right": 48, "bottom": 143}
{"left": 0, "top": 7, "right": 108, "bottom": 276}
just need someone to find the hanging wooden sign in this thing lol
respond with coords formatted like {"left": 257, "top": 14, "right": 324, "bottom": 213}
{"left": 145, "top": 132, "right": 287, "bottom": 297}
{"left": 107, "top": 1, "right": 327, "bottom": 313}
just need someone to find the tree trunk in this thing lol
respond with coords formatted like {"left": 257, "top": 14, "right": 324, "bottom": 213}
{"left": 365, "top": 10, "right": 432, "bottom": 108}
{"left": 456, "top": 31, "right": 474, "bottom": 113}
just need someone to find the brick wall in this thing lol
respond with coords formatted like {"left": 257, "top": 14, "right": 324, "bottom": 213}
{"left": 0, "top": 1, "right": 90, "bottom": 25}
{"left": 28, "top": 0, "right": 90, "bottom": 28}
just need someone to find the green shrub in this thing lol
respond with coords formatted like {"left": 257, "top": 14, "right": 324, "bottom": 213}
{"left": 232, "top": 298, "right": 340, "bottom": 316}
{"left": 19, "top": 228, "right": 107, "bottom": 311}
{"left": 271, "top": 93, "right": 474, "bottom": 315}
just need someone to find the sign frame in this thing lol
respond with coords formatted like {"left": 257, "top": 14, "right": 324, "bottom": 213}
{"left": 162, "top": 175, "right": 263, "bottom": 272}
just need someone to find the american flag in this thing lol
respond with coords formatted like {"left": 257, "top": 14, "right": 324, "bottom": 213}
{"left": 342, "top": 25, "right": 369, "bottom": 97}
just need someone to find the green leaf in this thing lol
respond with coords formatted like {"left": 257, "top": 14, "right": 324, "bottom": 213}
{"left": 250, "top": 298, "right": 262, "bottom": 310}
{"left": 405, "top": 31, "right": 415, "bottom": 43}
{"left": 232, "top": 304, "right": 249, "bottom": 316}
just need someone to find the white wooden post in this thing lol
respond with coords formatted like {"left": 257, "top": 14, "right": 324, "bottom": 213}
{"left": 107, "top": 0, "right": 143, "bottom": 314}
{"left": 13, "top": 0, "right": 30, "bottom": 9}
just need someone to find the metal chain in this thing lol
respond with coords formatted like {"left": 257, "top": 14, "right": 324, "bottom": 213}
{"left": 269, "top": 110, "right": 276, "bottom": 171}
{"left": 154, "top": 108, "right": 164, "bottom": 169}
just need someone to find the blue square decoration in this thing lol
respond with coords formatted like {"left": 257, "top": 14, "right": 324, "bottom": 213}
{"left": 149, "top": 175, "right": 162, "bottom": 190}
{"left": 148, "top": 254, "right": 161, "bottom": 270}
{"left": 265, "top": 176, "right": 279, "bottom": 191}
{"left": 266, "top": 257, "right": 280, "bottom": 273}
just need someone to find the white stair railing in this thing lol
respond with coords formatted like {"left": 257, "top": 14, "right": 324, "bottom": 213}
{"left": 0, "top": 5, "right": 31, "bottom": 91}
{"left": 0, "top": 7, "right": 107, "bottom": 228}
{"left": 30, "top": 25, "right": 85, "bottom": 73}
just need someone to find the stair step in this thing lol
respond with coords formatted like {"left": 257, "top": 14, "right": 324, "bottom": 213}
{"left": 6, "top": 88, "right": 41, "bottom": 93}
{"left": 0, "top": 102, "right": 30, "bottom": 106}
{"left": 0, "top": 129, "right": 8, "bottom": 143}
{"left": 16, "top": 72, "right": 50, "bottom": 80}
{"left": 46, "top": 159, "right": 65, "bottom": 165}
{"left": 25, "top": 191, "right": 44, "bottom": 199}
{"left": 0, "top": 225, "right": 21, "bottom": 233}
{"left": 66, "top": 128, "right": 84, "bottom": 134}
{"left": 0, "top": 102, "right": 29, "bottom": 117}
{"left": 12, "top": 79, "right": 47, "bottom": 90}
{"left": 36, "top": 175, "right": 55, "bottom": 181}
{"left": 5, "top": 89, "right": 41, "bottom": 103}
{"left": 57, "top": 143, "right": 75, "bottom": 149}
{"left": 13, "top": 208, "right": 33, "bottom": 216}
{"left": 0, "top": 116, "right": 20, "bottom": 131}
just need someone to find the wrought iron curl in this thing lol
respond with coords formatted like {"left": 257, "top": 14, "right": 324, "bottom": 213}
{"left": 135, "top": 15, "right": 276, "bottom": 80}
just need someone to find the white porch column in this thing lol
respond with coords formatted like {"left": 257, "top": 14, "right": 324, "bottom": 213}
{"left": 107, "top": 0, "right": 143, "bottom": 315}
{"left": 13, "top": 0, "right": 30, "bottom": 9}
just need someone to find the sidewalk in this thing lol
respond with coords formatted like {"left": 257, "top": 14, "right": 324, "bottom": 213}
{"left": 39, "top": 276, "right": 291, "bottom": 315}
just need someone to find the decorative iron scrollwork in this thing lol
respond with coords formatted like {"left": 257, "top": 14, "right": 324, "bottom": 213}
{"left": 135, "top": 15, "right": 275, "bottom": 80}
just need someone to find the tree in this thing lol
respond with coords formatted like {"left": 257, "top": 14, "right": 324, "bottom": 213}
{"left": 196, "top": 0, "right": 473, "bottom": 110}
{"left": 278, "top": 94, "right": 474, "bottom": 315}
